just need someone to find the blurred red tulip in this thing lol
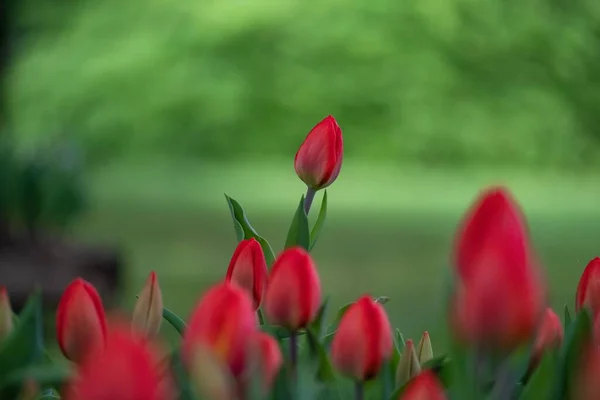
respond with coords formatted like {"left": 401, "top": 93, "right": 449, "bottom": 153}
{"left": 251, "top": 332, "right": 283, "bottom": 389}
{"left": 576, "top": 257, "right": 600, "bottom": 317}
{"left": 294, "top": 115, "right": 343, "bottom": 190}
{"left": 454, "top": 186, "right": 529, "bottom": 281}
{"left": 331, "top": 295, "right": 393, "bottom": 381}
{"left": 182, "top": 282, "right": 257, "bottom": 377}
{"left": 531, "top": 308, "right": 563, "bottom": 365}
{"left": 225, "top": 238, "right": 268, "bottom": 310}
{"left": 263, "top": 247, "right": 322, "bottom": 331}
{"left": 399, "top": 371, "right": 447, "bottom": 400}
{"left": 573, "top": 342, "right": 600, "bottom": 400}
{"left": 132, "top": 271, "right": 163, "bottom": 338}
{"left": 0, "top": 286, "right": 13, "bottom": 341}
{"left": 65, "top": 324, "right": 174, "bottom": 400}
{"left": 56, "top": 278, "right": 107, "bottom": 364}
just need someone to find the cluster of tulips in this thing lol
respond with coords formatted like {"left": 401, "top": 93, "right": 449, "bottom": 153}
{"left": 0, "top": 115, "right": 599, "bottom": 399}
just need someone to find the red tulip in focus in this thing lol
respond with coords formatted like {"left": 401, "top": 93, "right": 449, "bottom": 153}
{"left": 263, "top": 247, "right": 322, "bottom": 331}
{"left": 576, "top": 257, "right": 600, "bottom": 317}
{"left": 331, "top": 295, "right": 393, "bottom": 381}
{"left": 56, "top": 278, "right": 107, "bottom": 364}
{"left": 182, "top": 282, "right": 257, "bottom": 377}
{"left": 294, "top": 115, "right": 343, "bottom": 190}
{"left": 132, "top": 271, "right": 163, "bottom": 338}
{"left": 251, "top": 332, "right": 283, "bottom": 389}
{"left": 531, "top": 308, "right": 563, "bottom": 365}
{"left": 399, "top": 371, "right": 447, "bottom": 400}
{"left": 0, "top": 286, "right": 13, "bottom": 341}
{"left": 225, "top": 238, "right": 268, "bottom": 310}
{"left": 65, "top": 324, "right": 174, "bottom": 400}
{"left": 450, "top": 187, "right": 546, "bottom": 351}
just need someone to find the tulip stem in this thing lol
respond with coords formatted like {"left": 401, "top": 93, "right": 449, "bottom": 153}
{"left": 304, "top": 187, "right": 316, "bottom": 214}
{"left": 257, "top": 309, "right": 265, "bottom": 325}
{"left": 290, "top": 332, "right": 298, "bottom": 379}
{"left": 354, "top": 381, "right": 364, "bottom": 400}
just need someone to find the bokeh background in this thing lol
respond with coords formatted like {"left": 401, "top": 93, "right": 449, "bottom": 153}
{"left": 1, "top": 0, "right": 600, "bottom": 349}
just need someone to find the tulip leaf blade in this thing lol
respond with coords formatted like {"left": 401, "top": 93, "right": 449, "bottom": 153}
{"left": 37, "top": 388, "right": 61, "bottom": 399}
{"left": 284, "top": 195, "right": 311, "bottom": 251}
{"left": 375, "top": 296, "right": 390, "bottom": 305}
{"left": 260, "top": 325, "right": 306, "bottom": 340}
{"left": 162, "top": 306, "right": 187, "bottom": 336}
{"left": 309, "top": 190, "right": 328, "bottom": 251}
{"left": 310, "top": 297, "right": 330, "bottom": 338}
{"left": 0, "top": 290, "right": 44, "bottom": 394}
{"left": 552, "top": 308, "right": 592, "bottom": 400}
{"left": 519, "top": 350, "right": 557, "bottom": 400}
{"left": 224, "top": 194, "right": 276, "bottom": 266}
{"left": 1, "top": 363, "right": 72, "bottom": 389}
{"left": 306, "top": 328, "right": 336, "bottom": 383}
{"left": 563, "top": 304, "right": 572, "bottom": 329}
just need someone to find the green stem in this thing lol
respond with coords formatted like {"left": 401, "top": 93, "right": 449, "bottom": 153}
{"left": 257, "top": 309, "right": 265, "bottom": 325}
{"left": 355, "top": 381, "right": 364, "bottom": 400}
{"left": 290, "top": 332, "right": 298, "bottom": 396}
{"left": 304, "top": 187, "right": 316, "bottom": 214}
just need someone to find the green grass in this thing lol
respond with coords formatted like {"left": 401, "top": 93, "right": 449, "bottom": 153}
{"left": 70, "top": 159, "right": 600, "bottom": 349}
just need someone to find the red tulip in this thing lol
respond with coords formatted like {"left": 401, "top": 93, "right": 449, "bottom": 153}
{"left": 399, "top": 371, "right": 447, "bottom": 400}
{"left": 182, "top": 282, "right": 257, "bottom": 377}
{"left": 225, "top": 238, "right": 268, "bottom": 310}
{"left": 576, "top": 257, "right": 600, "bottom": 317}
{"left": 294, "top": 115, "right": 343, "bottom": 190}
{"left": 65, "top": 324, "right": 174, "bottom": 400}
{"left": 251, "top": 332, "right": 283, "bottom": 389}
{"left": 263, "top": 247, "right": 321, "bottom": 331}
{"left": 132, "top": 271, "right": 163, "bottom": 338}
{"left": 573, "top": 343, "right": 600, "bottom": 400}
{"left": 331, "top": 295, "right": 393, "bottom": 381}
{"left": 531, "top": 308, "right": 563, "bottom": 364}
{"left": 0, "top": 286, "right": 13, "bottom": 341}
{"left": 56, "top": 278, "right": 107, "bottom": 364}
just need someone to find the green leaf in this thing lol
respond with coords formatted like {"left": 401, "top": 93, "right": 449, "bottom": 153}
{"left": 421, "top": 355, "right": 449, "bottom": 375}
{"left": 0, "top": 291, "right": 44, "bottom": 391}
{"left": 375, "top": 296, "right": 390, "bottom": 305}
{"left": 162, "top": 306, "right": 187, "bottom": 336}
{"left": 284, "top": 195, "right": 310, "bottom": 250}
{"left": 310, "top": 298, "right": 330, "bottom": 338}
{"left": 322, "top": 303, "right": 353, "bottom": 347}
{"left": 395, "top": 329, "right": 406, "bottom": 349}
{"left": 2, "top": 364, "right": 72, "bottom": 388}
{"left": 306, "top": 328, "right": 336, "bottom": 383}
{"left": 552, "top": 309, "right": 592, "bottom": 400}
{"left": 564, "top": 304, "right": 572, "bottom": 329}
{"left": 37, "top": 388, "right": 61, "bottom": 399}
{"left": 225, "top": 194, "right": 276, "bottom": 265}
{"left": 261, "top": 325, "right": 307, "bottom": 340}
{"left": 309, "top": 190, "right": 328, "bottom": 251}
{"left": 520, "top": 350, "right": 557, "bottom": 400}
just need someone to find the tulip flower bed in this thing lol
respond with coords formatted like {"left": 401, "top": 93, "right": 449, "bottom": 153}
{"left": 0, "top": 115, "right": 598, "bottom": 400}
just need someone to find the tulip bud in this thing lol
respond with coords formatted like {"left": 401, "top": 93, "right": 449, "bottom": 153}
{"left": 294, "top": 115, "right": 343, "bottom": 191}
{"left": 0, "top": 287, "right": 13, "bottom": 341}
{"left": 56, "top": 278, "right": 107, "bottom": 364}
{"left": 576, "top": 257, "right": 600, "bottom": 317}
{"left": 132, "top": 271, "right": 163, "bottom": 338}
{"left": 249, "top": 332, "right": 283, "bottom": 390}
{"left": 330, "top": 295, "right": 393, "bottom": 381}
{"left": 531, "top": 308, "right": 563, "bottom": 366}
{"left": 263, "top": 247, "right": 322, "bottom": 331}
{"left": 182, "top": 282, "right": 257, "bottom": 378}
{"left": 189, "top": 344, "right": 236, "bottom": 400}
{"left": 396, "top": 339, "right": 421, "bottom": 387}
{"left": 399, "top": 371, "right": 447, "bottom": 400}
{"left": 65, "top": 324, "right": 175, "bottom": 400}
{"left": 417, "top": 331, "right": 433, "bottom": 365}
{"left": 225, "top": 238, "right": 268, "bottom": 310}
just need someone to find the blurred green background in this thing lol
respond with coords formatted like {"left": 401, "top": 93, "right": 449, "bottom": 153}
{"left": 2, "top": 0, "right": 600, "bottom": 347}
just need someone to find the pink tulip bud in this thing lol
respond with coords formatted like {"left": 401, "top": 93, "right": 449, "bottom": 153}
{"left": 251, "top": 332, "right": 283, "bottom": 390}
{"left": 330, "top": 296, "right": 393, "bottom": 381}
{"left": 263, "top": 247, "right": 321, "bottom": 331}
{"left": 0, "top": 287, "right": 13, "bottom": 341}
{"left": 132, "top": 271, "right": 163, "bottom": 338}
{"left": 56, "top": 278, "right": 107, "bottom": 364}
{"left": 225, "top": 238, "right": 268, "bottom": 310}
{"left": 531, "top": 308, "right": 563, "bottom": 366}
{"left": 576, "top": 257, "right": 600, "bottom": 317}
{"left": 294, "top": 115, "right": 343, "bottom": 190}
{"left": 399, "top": 371, "right": 447, "bottom": 400}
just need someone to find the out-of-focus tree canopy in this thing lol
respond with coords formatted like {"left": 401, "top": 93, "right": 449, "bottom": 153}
{"left": 6, "top": 0, "right": 600, "bottom": 168}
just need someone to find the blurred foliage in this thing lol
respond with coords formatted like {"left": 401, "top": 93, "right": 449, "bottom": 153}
{"left": 6, "top": 0, "right": 600, "bottom": 167}
{"left": 0, "top": 137, "right": 87, "bottom": 235}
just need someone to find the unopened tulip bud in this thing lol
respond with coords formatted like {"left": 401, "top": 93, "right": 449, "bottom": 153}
{"left": 399, "top": 371, "right": 447, "bottom": 400}
{"left": 190, "top": 344, "right": 236, "bottom": 400}
{"left": 531, "top": 308, "right": 563, "bottom": 366}
{"left": 225, "top": 238, "right": 268, "bottom": 310}
{"left": 263, "top": 247, "right": 321, "bottom": 331}
{"left": 182, "top": 282, "right": 257, "bottom": 378}
{"left": 294, "top": 115, "right": 343, "bottom": 191}
{"left": 250, "top": 332, "right": 283, "bottom": 390}
{"left": 132, "top": 271, "right": 163, "bottom": 338}
{"left": 331, "top": 295, "right": 393, "bottom": 381}
{"left": 417, "top": 331, "right": 433, "bottom": 365}
{"left": 0, "top": 287, "right": 13, "bottom": 340}
{"left": 576, "top": 257, "right": 600, "bottom": 317}
{"left": 56, "top": 278, "right": 107, "bottom": 364}
{"left": 396, "top": 339, "right": 421, "bottom": 387}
